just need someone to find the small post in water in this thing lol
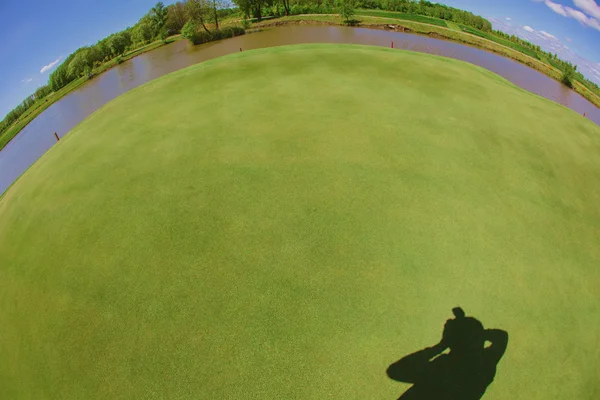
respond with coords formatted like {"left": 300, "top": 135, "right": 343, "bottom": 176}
{"left": 584, "top": 112, "right": 586, "bottom": 117}
{"left": 240, "top": 47, "right": 242, "bottom": 52}
{"left": 54, "top": 132, "right": 60, "bottom": 141}
{"left": 391, "top": 41, "right": 394, "bottom": 49}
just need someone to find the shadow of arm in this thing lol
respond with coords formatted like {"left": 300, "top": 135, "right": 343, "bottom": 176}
{"left": 387, "top": 342, "right": 447, "bottom": 383}
{"left": 485, "top": 329, "right": 509, "bottom": 364}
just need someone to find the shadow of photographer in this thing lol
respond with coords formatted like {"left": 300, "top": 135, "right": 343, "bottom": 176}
{"left": 387, "top": 307, "right": 508, "bottom": 399}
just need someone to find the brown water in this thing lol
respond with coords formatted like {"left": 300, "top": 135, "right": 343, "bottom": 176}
{"left": 2, "top": 25, "right": 599, "bottom": 195}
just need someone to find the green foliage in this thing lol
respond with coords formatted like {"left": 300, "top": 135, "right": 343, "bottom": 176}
{"left": 165, "top": 1, "right": 187, "bottom": 34}
{"left": 185, "top": 0, "right": 213, "bottom": 30}
{"left": 133, "top": 22, "right": 154, "bottom": 46}
{"left": 150, "top": 2, "right": 168, "bottom": 35}
{"left": 242, "top": 17, "right": 251, "bottom": 29}
{"left": 338, "top": 0, "right": 356, "bottom": 23}
{"left": 561, "top": 64, "right": 576, "bottom": 88}
{"left": 34, "top": 85, "right": 52, "bottom": 100}
{"left": 181, "top": 19, "right": 199, "bottom": 44}
{"left": 159, "top": 28, "right": 168, "bottom": 42}
{"left": 83, "top": 65, "right": 93, "bottom": 79}
{"left": 108, "top": 32, "right": 132, "bottom": 56}
{"left": 67, "top": 51, "right": 89, "bottom": 78}
{"left": 355, "top": 0, "right": 492, "bottom": 31}
{"left": 234, "top": 0, "right": 266, "bottom": 19}
{"left": 4, "top": 0, "right": 600, "bottom": 142}
{"left": 288, "top": 2, "right": 336, "bottom": 15}
{"left": 187, "top": 26, "right": 246, "bottom": 45}
{"left": 221, "top": 26, "right": 246, "bottom": 38}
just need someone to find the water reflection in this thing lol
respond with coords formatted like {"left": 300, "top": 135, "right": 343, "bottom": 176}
{"left": 1, "top": 25, "right": 598, "bottom": 195}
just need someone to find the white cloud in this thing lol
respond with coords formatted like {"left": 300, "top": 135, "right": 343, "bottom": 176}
{"left": 21, "top": 78, "right": 32, "bottom": 84}
{"left": 573, "top": 0, "right": 600, "bottom": 20}
{"left": 535, "top": 0, "right": 600, "bottom": 31}
{"left": 490, "top": 16, "right": 600, "bottom": 84}
{"left": 523, "top": 25, "right": 535, "bottom": 32}
{"left": 565, "top": 7, "right": 600, "bottom": 30}
{"left": 40, "top": 57, "right": 61, "bottom": 74}
{"left": 506, "top": 17, "right": 512, "bottom": 20}
{"left": 566, "top": 37, "right": 573, "bottom": 42}
{"left": 544, "top": 0, "right": 568, "bottom": 16}
{"left": 540, "top": 30, "right": 558, "bottom": 39}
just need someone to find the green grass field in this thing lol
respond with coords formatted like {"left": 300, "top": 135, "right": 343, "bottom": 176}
{"left": 1, "top": 44, "right": 600, "bottom": 399}
{"left": 458, "top": 25, "right": 540, "bottom": 60}
{"left": 445, "top": 20, "right": 461, "bottom": 31}
{"left": 357, "top": 9, "right": 449, "bottom": 27}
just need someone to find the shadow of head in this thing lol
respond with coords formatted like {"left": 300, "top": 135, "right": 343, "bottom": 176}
{"left": 444, "top": 307, "right": 485, "bottom": 354}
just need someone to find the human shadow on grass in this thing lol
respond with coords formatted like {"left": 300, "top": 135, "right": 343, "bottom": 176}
{"left": 386, "top": 307, "right": 508, "bottom": 400}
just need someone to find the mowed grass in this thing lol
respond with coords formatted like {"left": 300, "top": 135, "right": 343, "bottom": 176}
{"left": 356, "top": 9, "right": 449, "bottom": 27}
{"left": 459, "top": 25, "right": 540, "bottom": 60}
{"left": 1, "top": 44, "right": 600, "bottom": 399}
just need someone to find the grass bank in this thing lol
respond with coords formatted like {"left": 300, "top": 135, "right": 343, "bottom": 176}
{"left": 0, "top": 36, "right": 182, "bottom": 151}
{"left": 1, "top": 44, "right": 599, "bottom": 399}
{"left": 254, "top": 14, "right": 600, "bottom": 109}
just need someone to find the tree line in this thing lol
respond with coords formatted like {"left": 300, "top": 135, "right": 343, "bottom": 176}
{"left": 0, "top": 1, "right": 236, "bottom": 138}
{"left": 490, "top": 29, "right": 599, "bottom": 92}
{"left": 48, "top": 2, "right": 171, "bottom": 92}
{"left": 2, "top": 0, "right": 598, "bottom": 138}
{"left": 47, "top": 0, "right": 236, "bottom": 92}
{"left": 235, "top": 0, "right": 492, "bottom": 32}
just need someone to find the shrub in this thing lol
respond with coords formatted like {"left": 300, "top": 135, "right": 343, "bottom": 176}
{"left": 158, "top": 28, "right": 168, "bottom": 43}
{"left": 242, "top": 17, "right": 251, "bottom": 29}
{"left": 185, "top": 26, "right": 246, "bottom": 46}
{"left": 181, "top": 19, "right": 198, "bottom": 44}
{"left": 338, "top": 0, "right": 357, "bottom": 24}
{"left": 561, "top": 65, "right": 575, "bottom": 88}
{"left": 263, "top": 4, "right": 282, "bottom": 17}
{"left": 84, "top": 66, "right": 94, "bottom": 79}
{"left": 290, "top": 4, "right": 307, "bottom": 15}
{"left": 221, "top": 26, "right": 246, "bottom": 38}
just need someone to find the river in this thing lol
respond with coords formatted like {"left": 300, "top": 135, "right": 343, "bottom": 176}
{"left": 2, "top": 25, "right": 599, "bottom": 195}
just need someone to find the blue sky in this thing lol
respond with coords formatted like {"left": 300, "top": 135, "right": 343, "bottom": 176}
{"left": 442, "top": 0, "right": 600, "bottom": 82}
{"left": 1, "top": 0, "right": 600, "bottom": 119}
{"left": 0, "top": 0, "right": 162, "bottom": 119}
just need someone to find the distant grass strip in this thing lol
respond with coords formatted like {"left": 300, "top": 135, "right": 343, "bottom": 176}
{"left": 357, "top": 9, "right": 448, "bottom": 27}
{"left": 459, "top": 25, "right": 539, "bottom": 59}
{"left": 445, "top": 21, "right": 461, "bottom": 31}
{"left": 254, "top": 15, "right": 600, "bottom": 109}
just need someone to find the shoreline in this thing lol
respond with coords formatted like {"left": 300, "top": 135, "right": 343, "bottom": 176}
{"left": 254, "top": 15, "right": 600, "bottom": 111}
{"left": 2, "top": 16, "right": 599, "bottom": 151}
{"left": 0, "top": 36, "right": 182, "bottom": 151}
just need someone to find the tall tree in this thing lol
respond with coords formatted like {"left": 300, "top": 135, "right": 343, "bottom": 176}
{"left": 212, "top": 0, "right": 220, "bottom": 29}
{"left": 233, "top": 0, "right": 265, "bottom": 20}
{"left": 280, "top": 0, "right": 290, "bottom": 16}
{"left": 108, "top": 32, "right": 132, "bottom": 56}
{"left": 67, "top": 51, "right": 89, "bottom": 78}
{"left": 34, "top": 85, "right": 52, "bottom": 100}
{"left": 338, "top": 0, "right": 356, "bottom": 23}
{"left": 165, "top": 2, "right": 188, "bottom": 34}
{"left": 185, "top": 0, "right": 212, "bottom": 33}
{"left": 150, "top": 2, "right": 168, "bottom": 37}
{"left": 133, "top": 21, "right": 154, "bottom": 45}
